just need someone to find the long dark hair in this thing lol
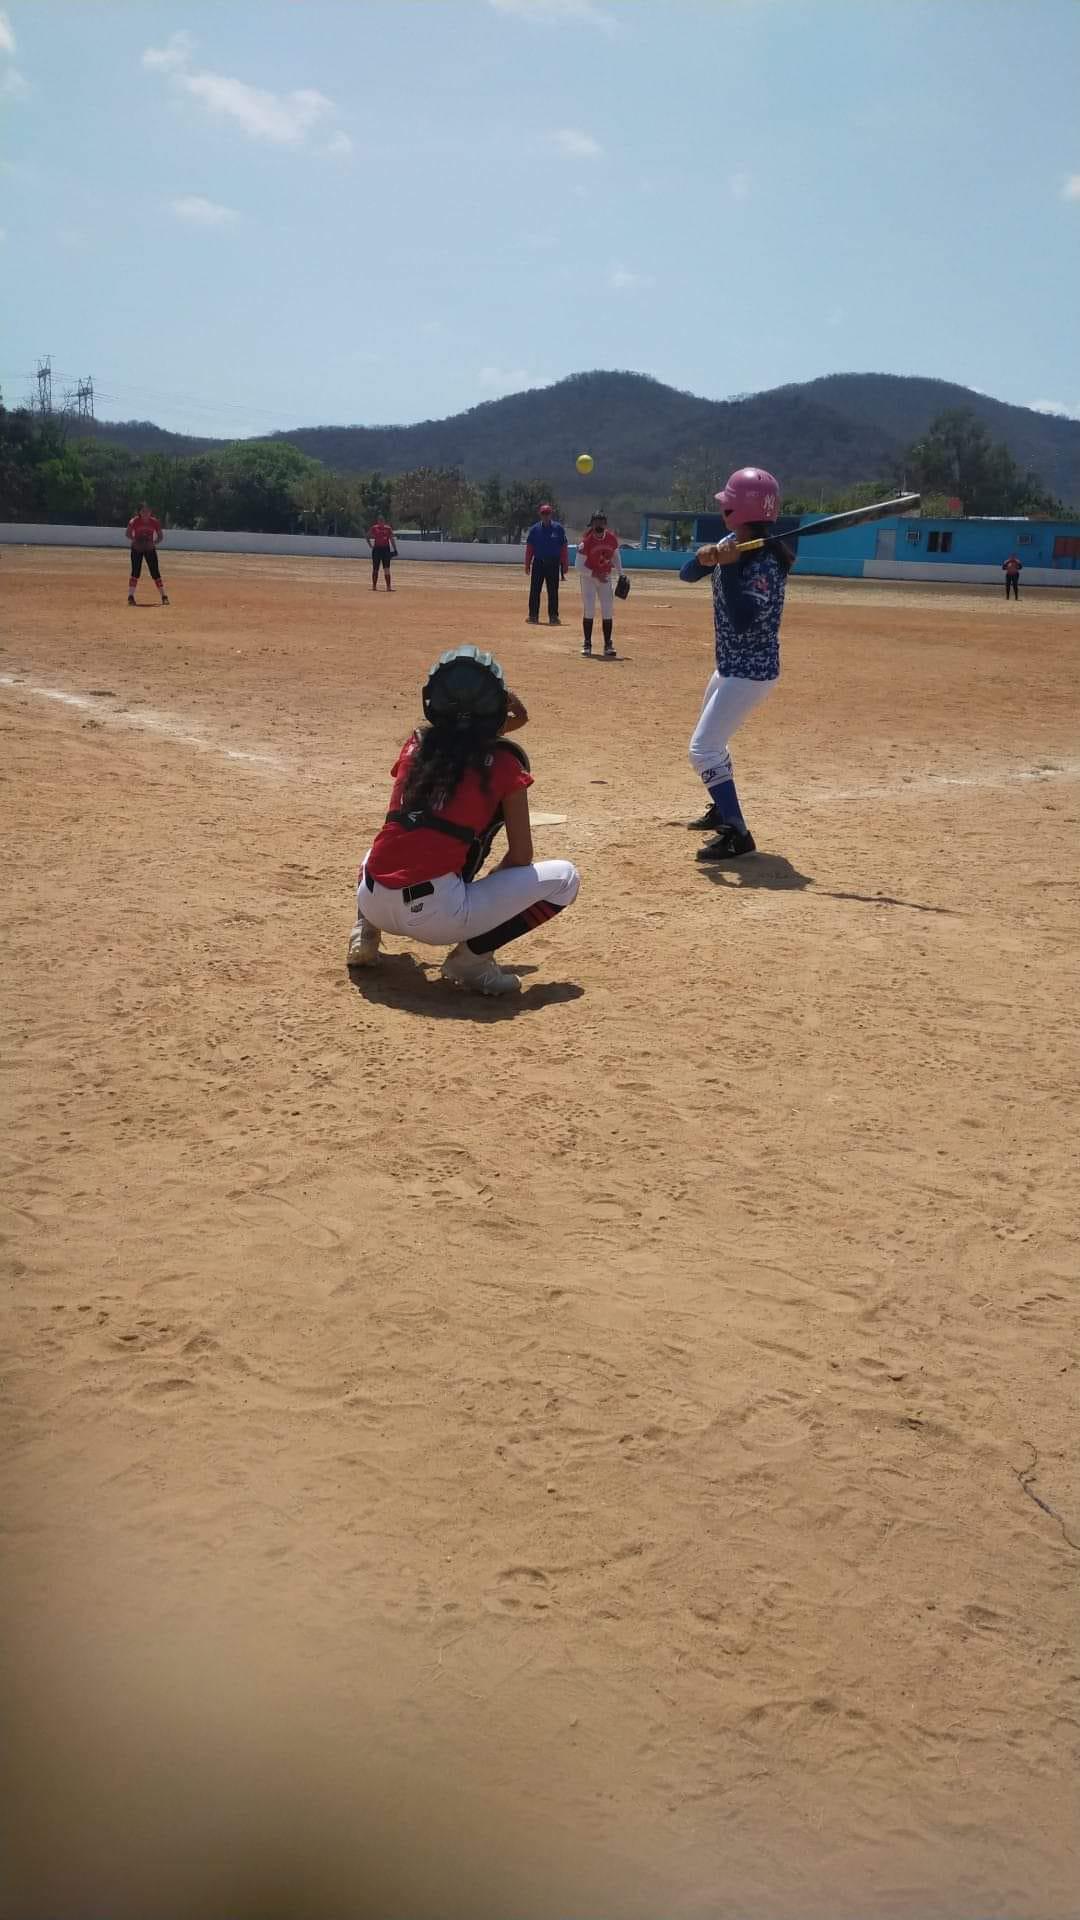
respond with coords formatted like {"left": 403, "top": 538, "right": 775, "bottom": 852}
{"left": 744, "top": 520, "right": 796, "bottom": 573}
{"left": 399, "top": 723, "right": 500, "bottom": 815}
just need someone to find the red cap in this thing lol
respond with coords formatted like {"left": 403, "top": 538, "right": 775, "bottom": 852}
{"left": 538, "top": 502, "right": 552, "bottom": 513}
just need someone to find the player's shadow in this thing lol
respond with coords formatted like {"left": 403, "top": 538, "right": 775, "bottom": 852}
{"left": 699, "top": 856, "right": 958, "bottom": 916}
{"left": 347, "top": 952, "right": 584, "bottom": 1020}
{"left": 697, "top": 852, "right": 815, "bottom": 891}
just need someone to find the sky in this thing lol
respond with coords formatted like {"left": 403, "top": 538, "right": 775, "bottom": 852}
{"left": 2, "top": 0, "right": 1079, "bottom": 438}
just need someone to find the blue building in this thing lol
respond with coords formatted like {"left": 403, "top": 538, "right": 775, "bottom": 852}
{"left": 629, "top": 509, "right": 1080, "bottom": 587}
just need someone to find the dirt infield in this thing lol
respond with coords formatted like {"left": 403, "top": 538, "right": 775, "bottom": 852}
{"left": 2, "top": 548, "right": 1078, "bottom": 1918}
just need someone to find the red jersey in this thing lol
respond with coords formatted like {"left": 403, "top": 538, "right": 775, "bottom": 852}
{"left": 1003, "top": 555, "right": 1022, "bottom": 575}
{"left": 127, "top": 513, "right": 161, "bottom": 550}
{"left": 579, "top": 527, "right": 619, "bottom": 579}
{"left": 368, "top": 520, "right": 395, "bottom": 547}
{"left": 365, "top": 732, "right": 532, "bottom": 887}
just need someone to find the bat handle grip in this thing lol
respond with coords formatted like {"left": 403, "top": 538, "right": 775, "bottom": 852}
{"left": 734, "top": 537, "right": 765, "bottom": 554}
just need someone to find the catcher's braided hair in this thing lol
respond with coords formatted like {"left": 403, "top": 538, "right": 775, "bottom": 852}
{"left": 399, "top": 724, "right": 499, "bottom": 818}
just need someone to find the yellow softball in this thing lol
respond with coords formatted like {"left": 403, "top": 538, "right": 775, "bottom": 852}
{"left": 575, "top": 452, "right": 594, "bottom": 475}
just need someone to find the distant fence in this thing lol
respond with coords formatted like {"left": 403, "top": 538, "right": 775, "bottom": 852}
{"left": 0, "top": 524, "right": 528, "bottom": 564}
{"left": 1, "top": 524, "right": 1077, "bottom": 586}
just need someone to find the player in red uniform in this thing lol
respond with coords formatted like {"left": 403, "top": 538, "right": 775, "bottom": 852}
{"left": 125, "top": 503, "right": 168, "bottom": 606}
{"left": 367, "top": 516, "right": 398, "bottom": 591}
{"left": 575, "top": 510, "right": 624, "bottom": 657}
{"left": 346, "top": 646, "right": 580, "bottom": 996}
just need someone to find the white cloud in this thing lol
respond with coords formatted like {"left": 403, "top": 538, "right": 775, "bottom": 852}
{"left": 1, "top": 64, "right": 28, "bottom": 96}
{"left": 610, "top": 263, "right": 655, "bottom": 292}
{"left": 144, "top": 33, "right": 340, "bottom": 146}
{"left": 1062, "top": 174, "right": 1080, "bottom": 202}
{"left": 479, "top": 366, "right": 543, "bottom": 395}
{"left": 1029, "top": 398, "right": 1080, "bottom": 420}
{"left": 182, "top": 72, "right": 335, "bottom": 144}
{"left": 325, "top": 130, "right": 353, "bottom": 157}
{"left": 549, "top": 127, "right": 603, "bottom": 160}
{"left": 171, "top": 194, "right": 240, "bottom": 226}
{"left": 490, "top": 0, "right": 617, "bottom": 31}
{"left": 143, "top": 30, "right": 195, "bottom": 71}
{"left": 728, "top": 170, "right": 751, "bottom": 202}
{"left": 0, "top": 11, "right": 15, "bottom": 54}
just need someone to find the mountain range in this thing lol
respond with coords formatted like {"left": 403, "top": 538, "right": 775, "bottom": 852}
{"left": 79, "top": 371, "right": 1080, "bottom": 517}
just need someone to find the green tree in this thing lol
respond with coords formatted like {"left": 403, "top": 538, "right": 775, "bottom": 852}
{"left": 356, "top": 471, "right": 393, "bottom": 525}
{"left": 502, "top": 479, "right": 560, "bottom": 541}
{"left": 395, "top": 465, "right": 471, "bottom": 535}
{"left": 901, "top": 409, "right": 1060, "bottom": 517}
{"left": 481, "top": 473, "right": 504, "bottom": 523}
{"left": 670, "top": 446, "right": 725, "bottom": 513}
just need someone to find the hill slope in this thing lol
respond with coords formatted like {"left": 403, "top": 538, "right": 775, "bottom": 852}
{"left": 81, "top": 371, "right": 1080, "bottom": 512}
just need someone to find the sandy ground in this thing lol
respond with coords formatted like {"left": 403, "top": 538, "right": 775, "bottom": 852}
{"left": 1, "top": 548, "right": 1078, "bottom": 1920}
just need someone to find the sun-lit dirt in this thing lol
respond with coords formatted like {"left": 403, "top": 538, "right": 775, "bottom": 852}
{"left": 2, "top": 547, "right": 1078, "bottom": 1919}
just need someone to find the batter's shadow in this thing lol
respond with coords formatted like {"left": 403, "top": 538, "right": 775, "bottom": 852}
{"left": 698, "top": 852, "right": 815, "bottom": 891}
{"left": 348, "top": 952, "right": 584, "bottom": 1019}
{"left": 699, "top": 855, "right": 960, "bottom": 916}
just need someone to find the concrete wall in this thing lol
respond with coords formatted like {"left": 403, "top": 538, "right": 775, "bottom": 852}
{"left": 0, "top": 524, "right": 528, "bottom": 564}
{"left": 3, "top": 521, "right": 1078, "bottom": 585}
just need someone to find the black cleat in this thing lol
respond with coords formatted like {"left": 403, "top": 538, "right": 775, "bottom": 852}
{"left": 581, "top": 644, "right": 593, "bottom": 656}
{"left": 602, "top": 645, "right": 618, "bottom": 659}
{"left": 696, "top": 826, "right": 757, "bottom": 862}
{"left": 127, "top": 595, "right": 136, "bottom": 606}
{"left": 687, "top": 803, "right": 722, "bottom": 830}
{"left": 160, "top": 594, "right": 170, "bottom": 606}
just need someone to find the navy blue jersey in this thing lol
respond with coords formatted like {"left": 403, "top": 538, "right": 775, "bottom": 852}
{"left": 680, "top": 547, "right": 787, "bottom": 681}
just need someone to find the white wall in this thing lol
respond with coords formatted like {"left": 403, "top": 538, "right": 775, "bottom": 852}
{"left": 0, "top": 524, "right": 528, "bottom": 564}
{"left": 863, "top": 560, "right": 1079, "bottom": 588}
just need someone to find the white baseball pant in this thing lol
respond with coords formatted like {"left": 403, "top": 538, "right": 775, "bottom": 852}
{"left": 579, "top": 573, "right": 615, "bottom": 619}
{"left": 688, "top": 671, "right": 776, "bottom": 786}
{"left": 357, "top": 858, "right": 580, "bottom": 944}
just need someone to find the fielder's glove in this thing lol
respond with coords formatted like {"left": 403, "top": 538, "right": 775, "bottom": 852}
{"left": 614, "top": 574, "right": 631, "bottom": 600}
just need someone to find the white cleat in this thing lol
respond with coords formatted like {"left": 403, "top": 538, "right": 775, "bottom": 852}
{"left": 346, "top": 920, "right": 382, "bottom": 966}
{"left": 441, "top": 943, "right": 520, "bottom": 996}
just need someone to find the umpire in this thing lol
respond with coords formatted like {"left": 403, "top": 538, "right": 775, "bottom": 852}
{"left": 524, "top": 502, "right": 569, "bottom": 626}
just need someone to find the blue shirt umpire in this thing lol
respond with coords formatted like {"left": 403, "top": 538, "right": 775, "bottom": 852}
{"left": 525, "top": 503, "right": 569, "bottom": 626}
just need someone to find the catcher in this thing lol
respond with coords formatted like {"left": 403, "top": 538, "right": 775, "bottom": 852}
{"left": 347, "top": 646, "right": 580, "bottom": 996}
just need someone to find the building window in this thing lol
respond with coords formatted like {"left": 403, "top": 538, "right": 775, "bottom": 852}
{"left": 940, "top": 531, "right": 953, "bottom": 553}
{"left": 906, "top": 528, "right": 921, "bottom": 545}
{"left": 928, "top": 531, "right": 940, "bottom": 552}
{"left": 1018, "top": 534, "right": 1033, "bottom": 546}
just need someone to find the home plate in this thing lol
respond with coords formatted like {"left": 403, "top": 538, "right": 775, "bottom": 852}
{"left": 532, "top": 812, "right": 568, "bottom": 826}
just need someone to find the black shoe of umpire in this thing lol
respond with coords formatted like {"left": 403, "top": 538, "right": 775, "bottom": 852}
{"left": 696, "top": 825, "right": 757, "bottom": 862}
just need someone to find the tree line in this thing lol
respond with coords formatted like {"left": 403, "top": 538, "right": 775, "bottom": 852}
{"left": 0, "top": 401, "right": 561, "bottom": 540}
{"left": 670, "top": 408, "right": 1067, "bottom": 521}
{"left": 1, "top": 396, "right": 1067, "bottom": 541}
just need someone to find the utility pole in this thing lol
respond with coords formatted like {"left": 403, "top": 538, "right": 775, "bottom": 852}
{"left": 75, "top": 376, "right": 95, "bottom": 420}
{"left": 35, "top": 354, "right": 53, "bottom": 418}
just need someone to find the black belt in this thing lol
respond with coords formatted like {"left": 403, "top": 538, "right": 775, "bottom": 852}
{"left": 365, "top": 870, "right": 434, "bottom": 905}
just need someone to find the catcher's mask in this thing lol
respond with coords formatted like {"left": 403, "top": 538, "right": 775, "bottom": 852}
{"left": 422, "top": 645, "right": 509, "bottom": 734}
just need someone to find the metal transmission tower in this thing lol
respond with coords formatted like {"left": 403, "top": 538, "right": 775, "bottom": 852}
{"left": 35, "top": 354, "right": 53, "bottom": 418}
{"left": 75, "top": 376, "right": 95, "bottom": 420}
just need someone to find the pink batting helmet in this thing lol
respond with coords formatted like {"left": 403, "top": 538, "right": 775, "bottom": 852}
{"left": 715, "top": 467, "right": 781, "bottom": 522}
